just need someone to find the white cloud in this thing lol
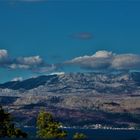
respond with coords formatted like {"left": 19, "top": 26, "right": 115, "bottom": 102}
{"left": 17, "top": 56, "right": 43, "bottom": 66}
{"left": 0, "top": 49, "right": 55, "bottom": 73}
{"left": 49, "top": 72, "right": 65, "bottom": 75}
{"left": 70, "top": 50, "right": 114, "bottom": 62}
{"left": 0, "top": 49, "right": 8, "bottom": 60}
{"left": 66, "top": 50, "right": 114, "bottom": 70}
{"left": 1, "top": 49, "right": 140, "bottom": 73}
{"left": 65, "top": 50, "right": 140, "bottom": 71}
{"left": 11, "top": 77, "right": 23, "bottom": 82}
{"left": 112, "top": 54, "right": 140, "bottom": 70}
{"left": 93, "top": 50, "right": 114, "bottom": 58}
{"left": 8, "top": 56, "right": 43, "bottom": 70}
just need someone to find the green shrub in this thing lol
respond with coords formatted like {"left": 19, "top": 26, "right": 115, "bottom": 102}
{"left": 73, "top": 132, "right": 88, "bottom": 140}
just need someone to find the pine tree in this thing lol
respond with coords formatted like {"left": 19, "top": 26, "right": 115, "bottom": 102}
{"left": 36, "top": 109, "right": 67, "bottom": 139}
{"left": 0, "top": 105, "right": 27, "bottom": 138}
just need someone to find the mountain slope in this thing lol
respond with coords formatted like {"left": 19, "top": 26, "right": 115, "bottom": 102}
{"left": 0, "top": 72, "right": 139, "bottom": 94}
{"left": 0, "top": 72, "right": 140, "bottom": 128}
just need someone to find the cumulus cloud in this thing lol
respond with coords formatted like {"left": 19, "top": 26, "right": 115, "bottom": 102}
{"left": 65, "top": 50, "right": 140, "bottom": 71}
{"left": 0, "top": 49, "right": 55, "bottom": 73}
{"left": 1, "top": 49, "right": 140, "bottom": 73}
{"left": 17, "top": 56, "right": 43, "bottom": 65}
{"left": 70, "top": 32, "right": 93, "bottom": 40}
{"left": 7, "top": 55, "right": 44, "bottom": 70}
{"left": 112, "top": 54, "right": 140, "bottom": 70}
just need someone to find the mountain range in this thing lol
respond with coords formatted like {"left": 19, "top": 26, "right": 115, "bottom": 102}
{"left": 0, "top": 72, "right": 140, "bottom": 128}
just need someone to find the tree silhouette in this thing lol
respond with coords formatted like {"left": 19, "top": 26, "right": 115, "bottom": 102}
{"left": 0, "top": 105, "right": 27, "bottom": 138}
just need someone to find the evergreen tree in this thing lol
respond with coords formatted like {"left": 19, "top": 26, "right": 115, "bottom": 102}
{"left": 36, "top": 109, "right": 67, "bottom": 139}
{"left": 0, "top": 105, "right": 27, "bottom": 138}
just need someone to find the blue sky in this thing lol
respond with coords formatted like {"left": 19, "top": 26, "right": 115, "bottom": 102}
{"left": 0, "top": 0, "right": 140, "bottom": 82}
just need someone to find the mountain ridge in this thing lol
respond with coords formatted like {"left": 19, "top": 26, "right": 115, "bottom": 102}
{"left": 0, "top": 72, "right": 140, "bottom": 128}
{"left": 0, "top": 72, "right": 139, "bottom": 94}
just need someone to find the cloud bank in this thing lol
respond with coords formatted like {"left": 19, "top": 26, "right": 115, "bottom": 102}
{"left": 65, "top": 50, "right": 140, "bottom": 71}
{"left": 0, "top": 49, "right": 140, "bottom": 74}
{"left": 0, "top": 49, "right": 56, "bottom": 73}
